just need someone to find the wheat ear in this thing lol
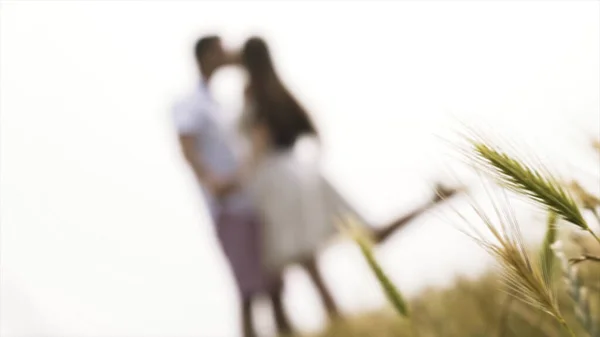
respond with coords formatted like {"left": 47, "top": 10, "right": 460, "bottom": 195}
{"left": 469, "top": 141, "right": 600, "bottom": 245}
{"left": 460, "top": 196, "right": 575, "bottom": 337}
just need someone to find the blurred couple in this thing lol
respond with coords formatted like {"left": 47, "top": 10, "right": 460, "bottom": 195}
{"left": 172, "top": 35, "right": 457, "bottom": 337}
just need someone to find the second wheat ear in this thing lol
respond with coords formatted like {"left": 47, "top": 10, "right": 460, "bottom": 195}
{"left": 462, "top": 196, "right": 575, "bottom": 337}
{"left": 469, "top": 141, "right": 600, "bottom": 245}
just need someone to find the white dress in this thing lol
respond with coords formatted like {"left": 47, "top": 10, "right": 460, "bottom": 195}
{"left": 244, "top": 107, "right": 365, "bottom": 272}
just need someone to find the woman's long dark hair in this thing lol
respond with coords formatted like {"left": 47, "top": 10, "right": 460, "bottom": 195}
{"left": 242, "top": 37, "right": 318, "bottom": 149}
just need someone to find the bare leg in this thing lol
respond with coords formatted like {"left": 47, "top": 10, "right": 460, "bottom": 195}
{"left": 373, "top": 185, "right": 459, "bottom": 244}
{"left": 241, "top": 296, "right": 256, "bottom": 337}
{"left": 372, "top": 201, "right": 436, "bottom": 244}
{"left": 269, "top": 285, "right": 294, "bottom": 336}
{"left": 297, "top": 185, "right": 460, "bottom": 321}
{"left": 274, "top": 184, "right": 460, "bottom": 329}
{"left": 303, "top": 256, "right": 340, "bottom": 319}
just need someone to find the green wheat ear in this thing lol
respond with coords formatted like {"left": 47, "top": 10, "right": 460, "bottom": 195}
{"left": 470, "top": 141, "right": 588, "bottom": 232}
{"left": 337, "top": 215, "right": 410, "bottom": 318}
{"left": 539, "top": 211, "right": 558, "bottom": 286}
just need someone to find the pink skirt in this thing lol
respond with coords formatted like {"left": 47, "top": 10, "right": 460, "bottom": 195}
{"left": 216, "top": 205, "right": 281, "bottom": 299}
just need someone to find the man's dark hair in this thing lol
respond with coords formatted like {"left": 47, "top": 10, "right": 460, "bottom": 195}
{"left": 194, "top": 35, "right": 220, "bottom": 61}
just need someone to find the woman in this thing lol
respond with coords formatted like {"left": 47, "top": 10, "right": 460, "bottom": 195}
{"left": 239, "top": 37, "right": 460, "bottom": 335}
{"left": 240, "top": 37, "right": 342, "bottom": 332}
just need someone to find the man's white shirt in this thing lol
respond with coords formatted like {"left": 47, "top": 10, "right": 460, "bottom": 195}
{"left": 172, "top": 81, "right": 250, "bottom": 220}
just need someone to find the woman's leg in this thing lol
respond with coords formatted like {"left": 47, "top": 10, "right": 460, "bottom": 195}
{"left": 371, "top": 201, "right": 434, "bottom": 244}
{"left": 372, "top": 185, "right": 459, "bottom": 244}
{"left": 297, "top": 201, "right": 437, "bottom": 320}
{"left": 303, "top": 257, "right": 340, "bottom": 319}
{"left": 269, "top": 283, "right": 294, "bottom": 336}
{"left": 296, "top": 185, "right": 460, "bottom": 321}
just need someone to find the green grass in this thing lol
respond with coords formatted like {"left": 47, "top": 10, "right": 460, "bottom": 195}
{"left": 302, "top": 261, "right": 599, "bottom": 337}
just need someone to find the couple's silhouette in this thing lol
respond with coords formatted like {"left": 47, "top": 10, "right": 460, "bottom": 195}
{"left": 173, "top": 35, "right": 458, "bottom": 337}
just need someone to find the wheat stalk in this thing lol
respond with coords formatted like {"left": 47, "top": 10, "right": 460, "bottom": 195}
{"left": 468, "top": 141, "right": 600, "bottom": 246}
{"left": 336, "top": 215, "right": 410, "bottom": 318}
{"left": 459, "top": 196, "right": 575, "bottom": 337}
{"left": 539, "top": 211, "right": 558, "bottom": 285}
{"left": 569, "top": 254, "right": 600, "bottom": 264}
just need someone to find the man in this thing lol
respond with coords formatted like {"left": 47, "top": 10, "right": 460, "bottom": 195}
{"left": 172, "top": 35, "right": 288, "bottom": 337}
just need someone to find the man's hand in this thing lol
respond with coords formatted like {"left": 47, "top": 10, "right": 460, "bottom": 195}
{"left": 178, "top": 134, "right": 238, "bottom": 199}
{"left": 207, "top": 176, "right": 239, "bottom": 199}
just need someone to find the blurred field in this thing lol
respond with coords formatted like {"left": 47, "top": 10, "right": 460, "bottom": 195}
{"left": 303, "top": 235, "right": 600, "bottom": 337}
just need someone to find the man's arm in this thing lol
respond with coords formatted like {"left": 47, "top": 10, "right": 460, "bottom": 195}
{"left": 177, "top": 134, "right": 237, "bottom": 198}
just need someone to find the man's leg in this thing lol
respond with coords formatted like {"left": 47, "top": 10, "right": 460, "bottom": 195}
{"left": 241, "top": 295, "right": 256, "bottom": 337}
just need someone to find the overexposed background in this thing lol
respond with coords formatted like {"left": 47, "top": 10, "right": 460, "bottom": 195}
{"left": 1, "top": 1, "right": 599, "bottom": 336}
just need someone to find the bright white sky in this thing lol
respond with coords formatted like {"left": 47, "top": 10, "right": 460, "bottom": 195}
{"left": 1, "top": 1, "right": 599, "bottom": 336}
